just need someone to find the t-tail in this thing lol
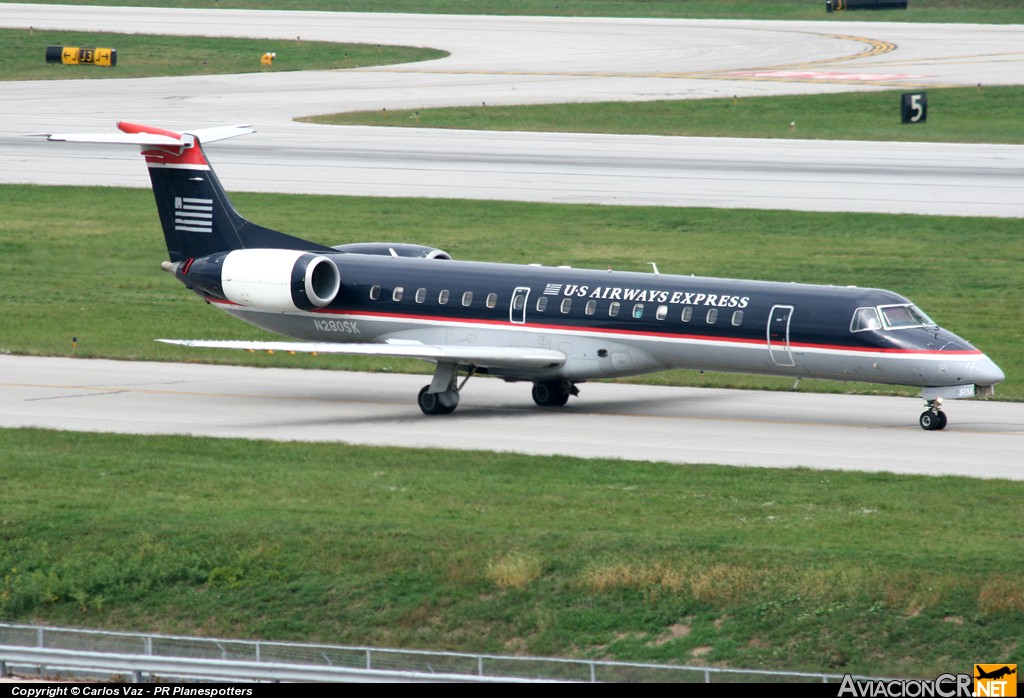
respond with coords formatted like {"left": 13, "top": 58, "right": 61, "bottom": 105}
{"left": 45, "top": 121, "right": 332, "bottom": 261}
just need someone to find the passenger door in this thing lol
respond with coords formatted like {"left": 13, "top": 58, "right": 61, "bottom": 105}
{"left": 768, "top": 304, "right": 795, "bottom": 367}
{"left": 510, "top": 286, "right": 530, "bottom": 324}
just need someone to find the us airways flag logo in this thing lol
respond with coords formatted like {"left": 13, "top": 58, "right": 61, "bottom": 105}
{"left": 174, "top": 196, "right": 213, "bottom": 234}
{"left": 975, "top": 665, "right": 1017, "bottom": 697}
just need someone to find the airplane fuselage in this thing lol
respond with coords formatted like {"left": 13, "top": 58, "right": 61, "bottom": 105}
{"left": 200, "top": 254, "right": 1000, "bottom": 393}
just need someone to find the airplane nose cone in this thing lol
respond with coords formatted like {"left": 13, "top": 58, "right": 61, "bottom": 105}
{"left": 970, "top": 357, "right": 1005, "bottom": 386}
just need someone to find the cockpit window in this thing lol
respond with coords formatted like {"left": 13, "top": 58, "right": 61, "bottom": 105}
{"left": 879, "top": 304, "right": 935, "bottom": 330}
{"left": 850, "top": 307, "right": 882, "bottom": 333}
{"left": 853, "top": 304, "right": 935, "bottom": 332}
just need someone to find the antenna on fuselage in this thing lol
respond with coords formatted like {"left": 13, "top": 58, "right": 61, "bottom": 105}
{"left": 649, "top": 262, "right": 660, "bottom": 275}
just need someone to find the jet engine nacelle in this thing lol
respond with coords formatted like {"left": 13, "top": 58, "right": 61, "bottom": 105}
{"left": 332, "top": 242, "right": 452, "bottom": 260}
{"left": 182, "top": 249, "right": 341, "bottom": 312}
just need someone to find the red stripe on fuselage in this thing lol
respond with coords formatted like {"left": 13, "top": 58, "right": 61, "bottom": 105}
{"left": 206, "top": 298, "right": 983, "bottom": 358}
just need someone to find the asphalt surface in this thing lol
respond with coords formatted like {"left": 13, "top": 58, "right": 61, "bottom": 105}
{"left": 4, "top": 355, "right": 1022, "bottom": 480}
{"left": 2, "top": 5, "right": 1023, "bottom": 215}
{"left": 1, "top": 5, "right": 1021, "bottom": 478}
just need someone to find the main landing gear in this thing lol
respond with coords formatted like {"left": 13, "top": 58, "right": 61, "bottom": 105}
{"left": 417, "top": 364, "right": 579, "bottom": 415}
{"left": 418, "top": 362, "right": 470, "bottom": 415}
{"left": 531, "top": 379, "right": 578, "bottom": 407}
{"left": 417, "top": 385, "right": 458, "bottom": 415}
{"left": 919, "top": 398, "right": 947, "bottom": 431}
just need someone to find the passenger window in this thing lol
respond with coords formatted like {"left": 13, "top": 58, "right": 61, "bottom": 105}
{"left": 681, "top": 307, "right": 692, "bottom": 323}
{"left": 415, "top": 288, "right": 427, "bottom": 304}
{"left": 369, "top": 285, "right": 381, "bottom": 301}
{"left": 513, "top": 295, "right": 526, "bottom": 311}
{"left": 392, "top": 287, "right": 404, "bottom": 302}
{"left": 560, "top": 298, "right": 572, "bottom": 314}
{"left": 439, "top": 289, "right": 450, "bottom": 305}
{"left": 731, "top": 310, "right": 743, "bottom": 327}
{"left": 585, "top": 300, "right": 596, "bottom": 316}
{"left": 632, "top": 303, "right": 644, "bottom": 319}
{"left": 609, "top": 301, "right": 620, "bottom": 318}
{"left": 656, "top": 305, "right": 668, "bottom": 320}
{"left": 462, "top": 291, "right": 473, "bottom": 307}
{"left": 536, "top": 297, "right": 548, "bottom": 312}
{"left": 486, "top": 293, "right": 498, "bottom": 309}
{"left": 706, "top": 308, "right": 718, "bottom": 324}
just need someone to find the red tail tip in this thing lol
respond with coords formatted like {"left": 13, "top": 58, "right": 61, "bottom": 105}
{"left": 117, "top": 121, "right": 183, "bottom": 139}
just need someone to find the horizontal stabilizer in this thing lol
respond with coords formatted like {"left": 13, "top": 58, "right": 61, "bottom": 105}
{"left": 157, "top": 339, "right": 567, "bottom": 370}
{"left": 38, "top": 123, "right": 254, "bottom": 146}
{"left": 41, "top": 131, "right": 184, "bottom": 146}
{"left": 184, "top": 125, "right": 256, "bottom": 143}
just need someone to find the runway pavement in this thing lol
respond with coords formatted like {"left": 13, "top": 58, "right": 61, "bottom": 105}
{"left": 2, "top": 5, "right": 1023, "bottom": 216}
{"left": 6, "top": 127, "right": 1023, "bottom": 216}
{"left": 3, "top": 355, "right": 1022, "bottom": 480}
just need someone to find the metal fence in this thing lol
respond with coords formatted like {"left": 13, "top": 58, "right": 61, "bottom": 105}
{"left": 0, "top": 623, "right": 857, "bottom": 683}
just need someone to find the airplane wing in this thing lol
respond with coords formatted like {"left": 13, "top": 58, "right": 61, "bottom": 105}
{"left": 156, "top": 339, "right": 566, "bottom": 370}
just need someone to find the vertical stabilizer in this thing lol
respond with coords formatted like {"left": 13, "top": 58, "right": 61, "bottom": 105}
{"left": 46, "top": 121, "right": 333, "bottom": 262}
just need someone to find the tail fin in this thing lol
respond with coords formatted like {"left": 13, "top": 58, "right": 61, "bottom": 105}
{"left": 46, "top": 121, "right": 333, "bottom": 262}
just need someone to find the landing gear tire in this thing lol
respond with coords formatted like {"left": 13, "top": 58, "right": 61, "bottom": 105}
{"left": 532, "top": 380, "right": 571, "bottom": 407}
{"left": 919, "top": 409, "right": 947, "bottom": 431}
{"left": 418, "top": 385, "right": 457, "bottom": 415}
{"left": 919, "top": 398, "right": 947, "bottom": 431}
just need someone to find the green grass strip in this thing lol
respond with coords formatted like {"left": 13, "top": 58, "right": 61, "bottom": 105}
{"left": 2, "top": 185, "right": 1019, "bottom": 399}
{"left": 1, "top": 426, "right": 1021, "bottom": 676}
{"left": 307, "top": 86, "right": 1024, "bottom": 145}
{"left": 2, "top": 28, "right": 446, "bottom": 81}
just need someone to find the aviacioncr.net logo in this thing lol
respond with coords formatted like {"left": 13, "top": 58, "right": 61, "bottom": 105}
{"left": 838, "top": 674, "right": 972, "bottom": 697}
{"left": 974, "top": 665, "right": 1017, "bottom": 698}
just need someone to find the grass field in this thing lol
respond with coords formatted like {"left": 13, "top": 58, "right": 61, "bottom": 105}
{"left": 1, "top": 28, "right": 445, "bottom": 81}
{"left": 1, "top": 427, "right": 1021, "bottom": 676}
{"left": 307, "top": 86, "right": 1024, "bottom": 145}
{"left": 24, "top": 0, "right": 1024, "bottom": 24}
{"left": 2, "top": 185, "right": 1019, "bottom": 400}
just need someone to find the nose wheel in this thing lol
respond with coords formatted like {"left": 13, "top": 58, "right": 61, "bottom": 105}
{"left": 919, "top": 400, "right": 947, "bottom": 431}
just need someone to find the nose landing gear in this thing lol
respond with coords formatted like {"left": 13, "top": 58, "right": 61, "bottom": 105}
{"left": 919, "top": 398, "right": 947, "bottom": 431}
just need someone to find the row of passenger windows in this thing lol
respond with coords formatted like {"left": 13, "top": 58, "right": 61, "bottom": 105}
{"left": 368, "top": 285, "right": 744, "bottom": 326}
{"left": 371, "top": 284, "right": 498, "bottom": 309}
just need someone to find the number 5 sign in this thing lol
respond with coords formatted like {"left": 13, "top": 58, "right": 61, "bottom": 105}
{"left": 901, "top": 92, "right": 927, "bottom": 123}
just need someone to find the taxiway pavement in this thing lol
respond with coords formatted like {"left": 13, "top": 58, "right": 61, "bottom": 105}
{"left": 2, "top": 356, "right": 1021, "bottom": 480}
{"left": 2, "top": 5, "right": 1023, "bottom": 216}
